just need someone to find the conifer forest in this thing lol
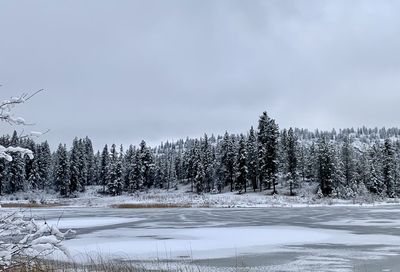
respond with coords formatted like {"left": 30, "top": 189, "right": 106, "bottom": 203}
{"left": 2, "top": 111, "right": 400, "bottom": 200}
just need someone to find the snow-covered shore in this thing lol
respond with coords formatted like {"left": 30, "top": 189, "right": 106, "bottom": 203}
{"left": 1, "top": 183, "right": 399, "bottom": 209}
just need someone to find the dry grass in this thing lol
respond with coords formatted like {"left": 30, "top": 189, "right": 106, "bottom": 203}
{"left": 111, "top": 203, "right": 193, "bottom": 209}
{"left": 0, "top": 202, "right": 63, "bottom": 208}
{"left": 4, "top": 258, "right": 206, "bottom": 272}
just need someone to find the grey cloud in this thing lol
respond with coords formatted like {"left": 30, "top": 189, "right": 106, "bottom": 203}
{"left": 1, "top": 0, "right": 400, "bottom": 149}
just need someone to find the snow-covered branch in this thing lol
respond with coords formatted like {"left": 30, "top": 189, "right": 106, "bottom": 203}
{"left": 0, "top": 90, "right": 43, "bottom": 126}
{"left": 0, "top": 90, "right": 44, "bottom": 161}
{"left": 0, "top": 212, "right": 75, "bottom": 269}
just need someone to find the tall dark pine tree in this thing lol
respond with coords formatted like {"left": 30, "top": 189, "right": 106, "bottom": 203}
{"left": 0, "top": 157, "right": 6, "bottom": 195}
{"left": 247, "top": 127, "right": 258, "bottom": 191}
{"left": 24, "top": 139, "right": 36, "bottom": 189}
{"left": 107, "top": 144, "right": 124, "bottom": 195}
{"left": 9, "top": 131, "right": 25, "bottom": 193}
{"left": 235, "top": 135, "right": 248, "bottom": 194}
{"left": 188, "top": 140, "right": 201, "bottom": 192}
{"left": 38, "top": 141, "right": 52, "bottom": 190}
{"left": 77, "top": 138, "right": 88, "bottom": 191}
{"left": 100, "top": 144, "right": 110, "bottom": 193}
{"left": 139, "top": 141, "right": 154, "bottom": 189}
{"left": 27, "top": 146, "right": 41, "bottom": 190}
{"left": 317, "top": 137, "right": 335, "bottom": 196}
{"left": 341, "top": 136, "right": 356, "bottom": 193}
{"left": 279, "top": 128, "right": 288, "bottom": 174}
{"left": 124, "top": 145, "right": 136, "bottom": 192}
{"left": 195, "top": 161, "right": 205, "bottom": 194}
{"left": 368, "top": 143, "right": 384, "bottom": 195}
{"left": 297, "top": 142, "right": 307, "bottom": 182}
{"left": 84, "top": 137, "right": 96, "bottom": 186}
{"left": 306, "top": 143, "right": 317, "bottom": 182}
{"left": 69, "top": 138, "right": 82, "bottom": 194}
{"left": 201, "top": 134, "right": 214, "bottom": 192}
{"left": 54, "top": 144, "right": 70, "bottom": 196}
{"left": 286, "top": 128, "right": 298, "bottom": 195}
{"left": 221, "top": 132, "right": 236, "bottom": 192}
{"left": 382, "top": 139, "right": 397, "bottom": 197}
{"left": 258, "top": 112, "right": 279, "bottom": 194}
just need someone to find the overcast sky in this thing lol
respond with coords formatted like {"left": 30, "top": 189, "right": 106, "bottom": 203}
{"left": 1, "top": 0, "right": 400, "bottom": 150}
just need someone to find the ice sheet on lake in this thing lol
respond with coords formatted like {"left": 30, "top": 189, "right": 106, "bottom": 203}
{"left": 39, "top": 217, "right": 143, "bottom": 229}
{"left": 58, "top": 226, "right": 333, "bottom": 261}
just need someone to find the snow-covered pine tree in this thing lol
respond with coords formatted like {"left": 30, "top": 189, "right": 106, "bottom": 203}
{"left": 168, "top": 157, "right": 178, "bottom": 190}
{"left": 26, "top": 145, "right": 40, "bottom": 190}
{"left": 201, "top": 134, "right": 214, "bottom": 192}
{"left": 317, "top": 136, "right": 335, "bottom": 196}
{"left": 114, "top": 145, "right": 124, "bottom": 194}
{"left": 0, "top": 157, "right": 6, "bottom": 195}
{"left": 279, "top": 128, "right": 288, "bottom": 175}
{"left": 100, "top": 144, "right": 110, "bottom": 193}
{"left": 54, "top": 144, "right": 70, "bottom": 196}
{"left": 107, "top": 144, "right": 123, "bottom": 196}
{"left": 187, "top": 140, "right": 200, "bottom": 192}
{"left": 83, "top": 137, "right": 96, "bottom": 186}
{"left": 139, "top": 140, "right": 154, "bottom": 189}
{"left": 195, "top": 161, "right": 205, "bottom": 194}
{"left": 286, "top": 128, "right": 298, "bottom": 195}
{"left": 8, "top": 131, "right": 25, "bottom": 193}
{"left": 94, "top": 150, "right": 101, "bottom": 185}
{"left": 297, "top": 142, "right": 307, "bottom": 182}
{"left": 124, "top": 145, "right": 135, "bottom": 191}
{"left": 235, "top": 134, "right": 248, "bottom": 194}
{"left": 247, "top": 126, "right": 258, "bottom": 191}
{"left": 382, "top": 139, "right": 397, "bottom": 197}
{"left": 331, "top": 144, "right": 347, "bottom": 197}
{"left": 221, "top": 132, "right": 237, "bottom": 192}
{"left": 77, "top": 138, "right": 88, "bottom": 191}
{"left": 339, "top": 136, "right": 357, "bottom": 197}
{"left": 69, "top": 138, "right": 81, "bottom": 194}
{"left": 38, "top": 141, "right": 52, "bottom": 190}
{"left": 258, "top": 112, "right": 279, "bottom": 194}
{"left": 24, "top": 139, "right": 36, "bottom": 189}
{"left": 367, "top": 143, "right": 385, "bottom": 195}
{"left": 305, "top": 143, "right": 317, "bottom": 182}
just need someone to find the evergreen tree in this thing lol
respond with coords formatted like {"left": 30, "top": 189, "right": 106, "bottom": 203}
{"left": 0, "top": 158, "right": 6, "bottom": 195}
{"left": 279, "top": 128, "right": 288, "bottom": 174}
{"left": 54, "top": 144, "right": 70, "bottom": 196}
{"left": 286, "top": 128, "right": 298, "bottom": 195}
{"left": 38, "top": 141, "right": 52, "bottom": 190}
{"left": 84, "top": 137, "right": 96, "bottom": 186}
{"left": 341, "top": 137, "right": 356, "bottom": 188}
{"left": 201, "top": 134, "right": 214, "bottom": 192}
{"left": 235, "top": 135, "right": 248, "bottom": 194}
{"left": 247, "top": 127, "right": 258, "bottom": 191}
{"left": 139, "top": 141, "right": 154, "bottom": 189}
{"left": 221, "top": 132, "right": 236, "bottom": 192}
{"left": 367, "top": 143, "right": 385, "bottom": 195}
{"left": 317, "top": 137, "right": 335, "bottom": 196}
{"left": 258, "top": 112, "right": 279, "bottom": 194}
{"left": 9, "top": 131, "right": 25, "bottom": 193}
{"left": 382, "top": 139, "right": 397, "bottom": 197}
{"left": 27, "top": 147, "right": 41, "bottom": 190}
{"left": 297, "top": 142, "right": 307, "bottom": 182}
{"left": 100, "top": 144, "right": 110, "bottom": 193}
{"left": 195, "top": 161, "right": 205, "bottom": 194}
{"left": 107, "top": 144, "right": 123, "bottom": 195}
{"left": 69, "top": 138, "right": 82, "bottom": 194}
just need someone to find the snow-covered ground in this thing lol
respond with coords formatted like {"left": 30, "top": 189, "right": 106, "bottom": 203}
{"left": 1, "top": 183, "right": 398, "bottom": 209}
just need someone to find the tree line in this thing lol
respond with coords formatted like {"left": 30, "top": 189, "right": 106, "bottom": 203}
{"left": 2, "top": 111, "right": 400, "bottom": 199}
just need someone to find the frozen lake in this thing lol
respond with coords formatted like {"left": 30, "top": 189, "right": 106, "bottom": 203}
{"left": 25, "top": 206, "right": 400, "bottom": 271}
